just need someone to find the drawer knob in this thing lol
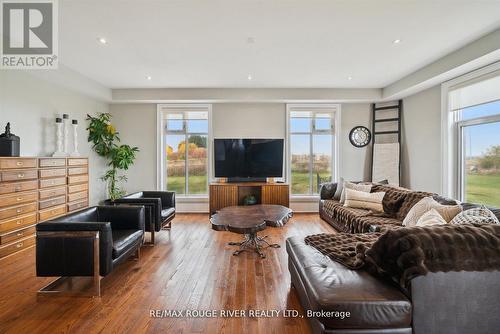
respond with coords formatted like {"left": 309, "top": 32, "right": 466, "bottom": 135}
{"left": 16, "top": 161, "right": 23, "bottom": 166}
{"left": 17, "top": 197, "right": 22, "bottom": 201}
{"left": 17, "top": 173, "right": 25, "bottom": 178}
{"left": 16, "top": 221, "right": 21, "bottom": 225}
{"left": 16, "top": 243, "right": 23, "bottom": 248}
{"left": 16, "top": 209, "right": 22, "bottom": 213}
{"left": 17, "top": 232, "right": 23, "bottom": 236}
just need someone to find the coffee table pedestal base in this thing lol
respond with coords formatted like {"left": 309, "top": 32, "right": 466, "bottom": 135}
{"left": 229, "top": 233, "right": 280, "bottom": 258}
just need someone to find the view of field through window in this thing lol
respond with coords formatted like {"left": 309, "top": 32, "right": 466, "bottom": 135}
{"left": 462, "top": 100, "right": 500, "bottom": 207}
{"left": 290, "top": 110, "right": 334, "bottom": 195}
{"left": 164, "top": 111, "right": 208, "bottom": 195}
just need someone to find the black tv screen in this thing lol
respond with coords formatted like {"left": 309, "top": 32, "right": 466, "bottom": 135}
{"left": 214, "top": 139, "right": 284, "bottom": 178}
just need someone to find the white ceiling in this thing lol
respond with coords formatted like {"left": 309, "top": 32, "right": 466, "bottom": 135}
{"left": 59, "top": 0, "right": 500, "bottom": 89}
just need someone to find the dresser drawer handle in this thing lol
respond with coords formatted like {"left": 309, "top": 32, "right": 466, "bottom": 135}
{"left": 16, "top": 242, "right": 23, "bottom": 248}
{"left": 16, "top": 220, "right": 22, "bottom": 225}
{"left": 16, "top": 161, "right": 23, "bottom": 166}
{"left": 17, "top": 197, "right": 22, "bottom": 201}
{"left": 17, "top": 232, "right": 23, "bottom": 237}
{"left": 16, "top": 209, "right": 22, "bottom": 213}
{"left": 17, "top": 173, "right": 25, "bottom": 178}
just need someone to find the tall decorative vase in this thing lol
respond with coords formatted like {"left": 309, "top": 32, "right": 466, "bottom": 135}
{"left": 63, "top": 114, "right": 70, "bottom": 156}
{"left": 70, "top": 119, "right": 80, "bottom": 157}
{"left": 52, "top": 118, "right": 65, "bottom": 157}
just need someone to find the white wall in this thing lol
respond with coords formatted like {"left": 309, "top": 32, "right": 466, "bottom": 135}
{"left": 0, "top": 71, "right": 109, "bottom": 205}
{"left": 340, "top": 103, "right": 372, "bottom": 181}
{"left": 401, "top": 85, "right": 442, "bottom": 193}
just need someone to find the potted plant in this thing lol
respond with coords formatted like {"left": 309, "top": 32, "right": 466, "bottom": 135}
{"left": 86, "top": 113, "right": 139, "bottom": 200}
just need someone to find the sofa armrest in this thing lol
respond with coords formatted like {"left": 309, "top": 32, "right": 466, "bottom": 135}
{"left": 36, "top": 221, "right": 113, "bottom": 276}
{"left": 142, "top": 191, "right": 176, "bottom": 209}
{"left": 97, "top": 205, "right": 145, "bottom": 231}
{"left": 319, "top": 182, "right": 337, "bottom": 200}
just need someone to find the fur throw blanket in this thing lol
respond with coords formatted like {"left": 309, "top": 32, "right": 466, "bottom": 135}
{"left": 305, "top": 224, "right": 500, "bottom": 287}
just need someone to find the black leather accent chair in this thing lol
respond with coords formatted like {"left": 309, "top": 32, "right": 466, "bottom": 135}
{"left": 36, "top": 205, "right": 145, "bottom": 296}
{"left": 112, "top": 191, "right": 175, "bottom": 244}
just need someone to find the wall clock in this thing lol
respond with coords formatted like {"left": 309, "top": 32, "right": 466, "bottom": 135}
{"left": 349, "top": 126, "right": 371, "bottom": 147}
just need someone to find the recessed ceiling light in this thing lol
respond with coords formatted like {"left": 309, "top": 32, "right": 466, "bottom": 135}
{"left": 393, "top": 39, "right": 401, "bottom": 44}
{"left": 146, "top": 75, "right": 152, "bottom": 80}
{"left": 98, "top": 37, "right": 107, "bottom": 45}
{"left": 347, "top": 76, "right": 353, "bottom": 80}
{"left": 247, "top": 74, "right": 253, "bottom": 81}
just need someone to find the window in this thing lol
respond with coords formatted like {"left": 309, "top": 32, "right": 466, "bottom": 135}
{"left": 287, "top": 105, "right": 339, "bottom": 195}
{"left": 457, "top": 100, "right": 500, "bottom": 207}
{"left": 158, "top": 104, "right": 211, "bottom": 196}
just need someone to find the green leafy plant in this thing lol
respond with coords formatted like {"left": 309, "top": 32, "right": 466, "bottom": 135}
{"left": 86, "top": 113, "right": 139, "bottom": 200}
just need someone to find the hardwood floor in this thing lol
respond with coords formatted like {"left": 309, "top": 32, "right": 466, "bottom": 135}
{"left": 0, "top": 213, "right": 333, "bottom": 334}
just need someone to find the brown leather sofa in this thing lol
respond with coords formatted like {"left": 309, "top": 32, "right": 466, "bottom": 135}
{"left": 287, "top": 235, "right": 500, "bottom": 334}
{"left": 288, "top": 181, "right": 500, "bottom": 334}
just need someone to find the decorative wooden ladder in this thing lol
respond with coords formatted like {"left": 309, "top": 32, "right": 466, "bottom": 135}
{"left": 370, "top": 100, "right": 403, "bottom": 185}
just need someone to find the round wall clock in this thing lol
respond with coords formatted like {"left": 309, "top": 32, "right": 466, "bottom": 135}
{"left": 349, "top": 126, "right": 371, "bottom": 147}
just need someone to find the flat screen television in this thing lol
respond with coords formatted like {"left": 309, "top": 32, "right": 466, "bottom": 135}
{"left": 214, "top": 138, "right": 284, "bottom": 181}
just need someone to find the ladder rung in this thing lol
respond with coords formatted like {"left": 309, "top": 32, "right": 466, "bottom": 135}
{"left": 374, "top": 118, "right": 399, "bottom": 123}
{"left": 374, "top": 131, "right": 399, "bottom": 135}
{"left": 374, "top": 105, "right": 399, "bottom": 111}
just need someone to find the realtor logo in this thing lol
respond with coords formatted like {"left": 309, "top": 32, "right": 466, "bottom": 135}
{"left": 1, "top": 0, "right": 58, "bottom": 69}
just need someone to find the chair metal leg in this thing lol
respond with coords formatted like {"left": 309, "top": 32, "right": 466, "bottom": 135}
{"left": 144, "top": 220, "right": 156, "bottom": 246}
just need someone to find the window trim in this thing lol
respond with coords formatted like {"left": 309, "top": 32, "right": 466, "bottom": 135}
{"left": 441, "top": 61, "right": 500, "bottom": 199}
{"left": 286, "top": 103, "right": 341, "bottom": 197}
{"left": 456, "top": 112, "right": 500, "bottom": 202}
{"left": 156, "top": 104, "right": 213, "bottom": 198}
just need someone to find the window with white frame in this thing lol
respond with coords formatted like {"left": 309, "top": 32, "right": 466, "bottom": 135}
{"left": 448, "top": 71, "right": 500, "bottom": 207}
{"left": 287, "top": 104, "right": 339, "bottom": 195}
{"left": 158, "top": 104, "right": 211, "bottom": 196}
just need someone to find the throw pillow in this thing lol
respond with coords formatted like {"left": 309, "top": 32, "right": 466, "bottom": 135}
{"left": 340, "top": 182, "right": 372, "bottom": 204}
{"left": 416, "top": 208, "right": 447, "bottom": 226}
{"left": 333, "top": 177, "right": 344, "bottom": 200}
{"left": 450, "top": 206, "right": 500, "bottom": 225}
{"left": 344, "top": 188, "right": 385, "bottom": 212}
{"left": 320, "top": 182, "right": 337, "bottom": 200}
{"left": 403, "top": 197, "right": 462, "bottom": 227}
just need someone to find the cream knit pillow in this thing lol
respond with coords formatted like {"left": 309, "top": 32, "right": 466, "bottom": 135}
{"left": 344, "top": 188, "right": 385, "bottom": 212}
{"left": 416, "top": 208, "right": 447, "bottom": 226}
{"left": 340, "top": 182, "right": 372, "bottom": 204}
{"left": 403, "top": 197, "right": 462, "bottom": 227}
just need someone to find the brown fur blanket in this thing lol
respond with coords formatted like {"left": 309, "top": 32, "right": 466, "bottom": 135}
{"left": 305, "top": 224, "right": 500, "bottom": 287}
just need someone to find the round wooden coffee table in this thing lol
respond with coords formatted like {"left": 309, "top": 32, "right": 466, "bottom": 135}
{"left": 210, "top": 205, "right": 293, "bottom": 258}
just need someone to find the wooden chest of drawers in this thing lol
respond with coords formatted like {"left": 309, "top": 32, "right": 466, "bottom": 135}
{"left": 0, "top": 157, "right": 89, "bottom": 260}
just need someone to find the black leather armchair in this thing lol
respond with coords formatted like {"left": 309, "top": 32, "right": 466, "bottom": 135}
{"left": 111, "top": 191, "right": 175, "bottom": 244}
{"left": 36, "top": 205, "right": 145, "bottom": 296}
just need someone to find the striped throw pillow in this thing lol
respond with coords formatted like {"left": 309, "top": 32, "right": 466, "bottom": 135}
{"left": 344, "top": 188, "right": 385, "bottom": 212}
